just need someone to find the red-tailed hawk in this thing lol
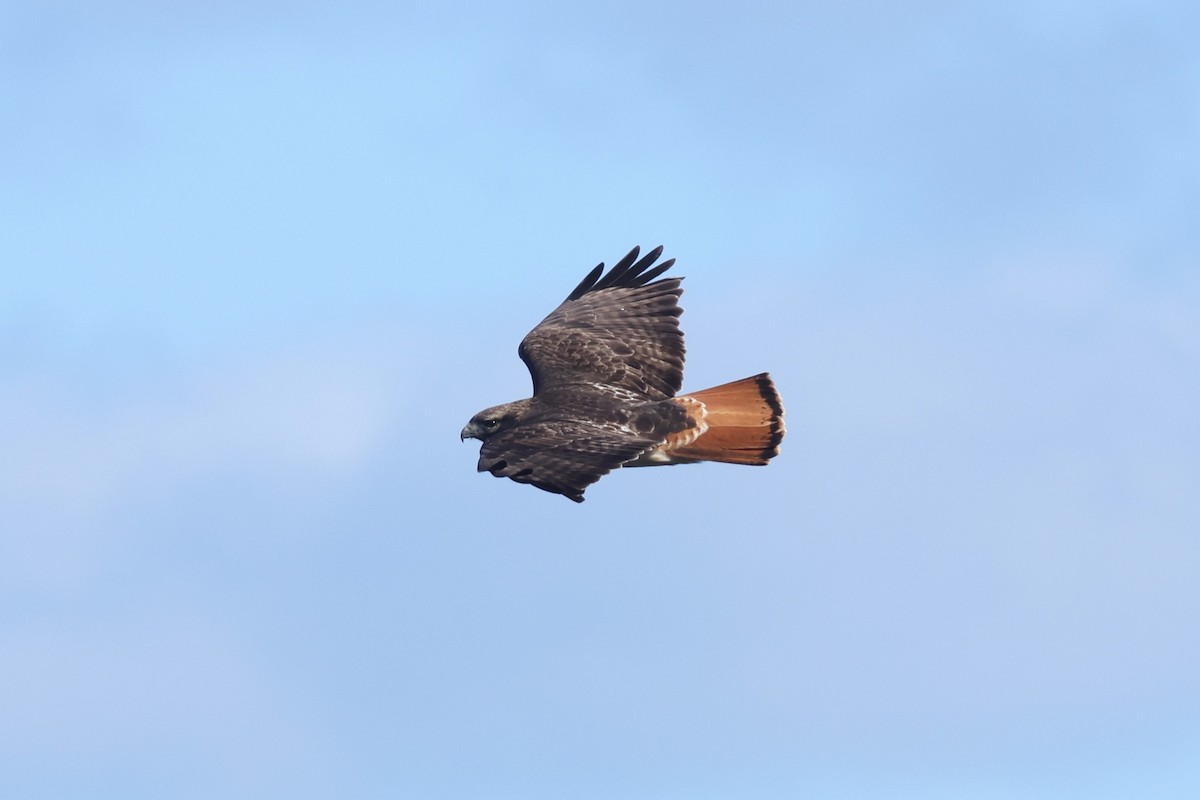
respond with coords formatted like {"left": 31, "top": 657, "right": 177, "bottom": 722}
{"left": 460, "top": 245, "right": 785, "bottom": 502}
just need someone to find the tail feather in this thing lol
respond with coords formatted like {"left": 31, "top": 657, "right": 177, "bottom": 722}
{"left": 664, "top": 373, "right": 785, "bottom": 465}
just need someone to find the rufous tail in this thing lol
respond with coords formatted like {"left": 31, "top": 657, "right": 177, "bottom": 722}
{"left": 666, "top": 373, "right": 785, "bottom": 465}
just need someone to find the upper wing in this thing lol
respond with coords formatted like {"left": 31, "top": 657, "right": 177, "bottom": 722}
{"left": 518, "top": 246, "right": 684, "bottom": 401}
{"left": 477, "top": 418, "right": 658, "bottom": 503}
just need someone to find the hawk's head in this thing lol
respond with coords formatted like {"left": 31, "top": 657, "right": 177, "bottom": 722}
{"left": 460, "top": 400, "right": 528, "bottom": 442}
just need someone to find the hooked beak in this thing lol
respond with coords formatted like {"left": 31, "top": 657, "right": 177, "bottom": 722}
{"left": 460, "top": 422, "right": 481, "bottom": 442}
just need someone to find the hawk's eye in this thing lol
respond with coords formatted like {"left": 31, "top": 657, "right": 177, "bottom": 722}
{"left": 483, "top": 418, "right": 500, "bottom": 429}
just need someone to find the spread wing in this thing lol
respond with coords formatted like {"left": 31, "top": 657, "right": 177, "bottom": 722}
{"left": 518, "top": 246, "right": 684, "bottom": 401}
{"left": 477, "top": 418, "right": 658, "bottom": 503}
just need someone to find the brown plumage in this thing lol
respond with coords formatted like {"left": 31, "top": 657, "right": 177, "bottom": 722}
{"left": 460, "top": 246, "right": 785, "bottom": 502}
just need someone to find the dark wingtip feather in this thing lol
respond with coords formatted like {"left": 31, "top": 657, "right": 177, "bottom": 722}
{"left": 566, "top": 262, "right": 606, "bottom": 301}
{"left": 637, "top": 258, "right": 675, "bottom": 284}
{"left": 593, "top": 246, "right": 642, "bottom": 291}
{"left": 566, "top": 245, "right": 677, "bottom": 301}
{"left": 633, "top": 245, "right": 664, "bottom": 271}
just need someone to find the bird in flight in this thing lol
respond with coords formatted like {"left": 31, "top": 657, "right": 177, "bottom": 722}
{"left": 460, "top": 246, "right": 785, "bottom": 502}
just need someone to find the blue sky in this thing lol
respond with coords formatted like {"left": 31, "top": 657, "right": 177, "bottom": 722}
{"left": 3, "top": 1, "right": 1199, "bottom": 798}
